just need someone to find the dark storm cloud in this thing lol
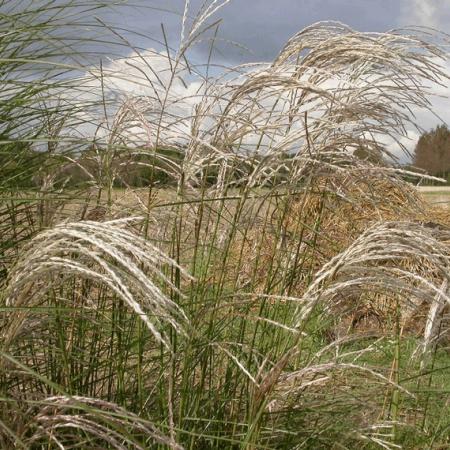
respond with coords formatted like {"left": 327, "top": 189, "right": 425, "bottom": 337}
{"left": 7, "top": 1, "right": 449, "bottom": 65}
{"left": 99, "top": 0, "right": 406, "bottom": 63}
{"left": 189, "top": 0, "right": 404, "bottom": 62}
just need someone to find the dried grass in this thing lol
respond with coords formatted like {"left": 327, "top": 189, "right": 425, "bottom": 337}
{"left": 2, "top": 218, "right": 192, "bottom": 351}
{"left": 2, "top": 3, "right": 450, "bottom": 448}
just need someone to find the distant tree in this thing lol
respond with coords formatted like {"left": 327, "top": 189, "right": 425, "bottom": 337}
{"left": 413, "top": 124, "right": 450, "bottom": 178}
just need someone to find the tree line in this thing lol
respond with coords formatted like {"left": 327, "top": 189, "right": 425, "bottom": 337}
{"left": 2, "top": 124, "right": 450, "bottom": 189}
{"left": 413, "top": 124, "right": 450, "bottom": 184}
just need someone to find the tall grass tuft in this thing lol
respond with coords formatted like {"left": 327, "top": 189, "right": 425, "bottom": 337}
{"left": 1, "top": 1, "right": 450, "bottom": 448}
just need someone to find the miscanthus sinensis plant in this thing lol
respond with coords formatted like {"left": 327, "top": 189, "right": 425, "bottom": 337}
{"left": 1, "top": 1, "right": 450, "bottom": 448}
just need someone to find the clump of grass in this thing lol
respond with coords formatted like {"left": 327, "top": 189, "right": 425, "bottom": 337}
{"left": 1, "top": 1, "right": 450, "bottom": 449}
{"left": 2, "top": 217, "right": 192, "bottom": 351}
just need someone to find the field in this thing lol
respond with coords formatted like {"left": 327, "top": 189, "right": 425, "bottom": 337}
{"left": 1, "top": 2, "right": 450, "bottom": 449}
{"left": 420, "top": 186, "right": 450, "bottom": 208}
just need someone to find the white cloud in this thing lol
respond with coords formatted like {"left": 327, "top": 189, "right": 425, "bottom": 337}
{"left": 401, "top": 0, "right": 438, "bottom": 27}
{"left": 64, "top": 49, "right": 203, "bottom": 147}
{"left": 386, "top": 57, "right": 450, "bottom": 162}
{"left": 62, "top": 39, "right": 450, "bottom": 167}
{"left": 399, "top": 0, "right": 450, "bottom": 29}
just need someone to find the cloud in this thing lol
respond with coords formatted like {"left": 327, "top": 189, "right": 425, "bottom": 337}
{"left": 90, "top": 0, "right": 408, "bottom": 65}
{"left": 65, "top": 48, "right": 203, "bottom": 147}
{"left": 389, "top": 56, "right": 450, "bottom": 162}
{"left": 399, "top": 0, "right": 450, "bottom": 29}
{"left": 63, "top": 21, "right": 450, "bottom": 168}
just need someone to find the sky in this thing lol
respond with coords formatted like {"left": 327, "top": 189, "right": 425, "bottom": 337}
{"left": 50, "top": 0, "right": 449, "bottom": 162}
{"left": 90, "top": 1, "right": 450, "bottom": 157}
{"left": 101, "top": 0, "right": 450, "bottom": 64}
